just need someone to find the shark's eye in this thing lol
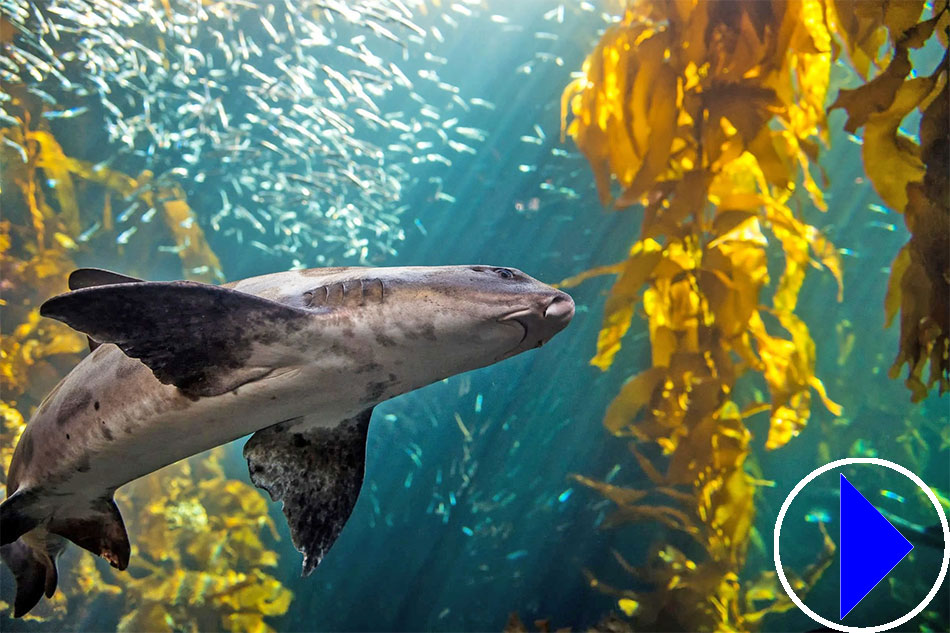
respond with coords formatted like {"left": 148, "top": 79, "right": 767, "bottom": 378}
{"left": 493, "top": 268, "right": 514, "bottom": 280}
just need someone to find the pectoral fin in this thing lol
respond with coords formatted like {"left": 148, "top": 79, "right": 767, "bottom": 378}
{"left": 244, "top": 409, "right": 373, "bottom": 575}
{"left": 40, "top": 280, "right": 313, "bottom": 397}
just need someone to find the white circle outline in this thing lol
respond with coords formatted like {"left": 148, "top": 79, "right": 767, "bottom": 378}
{"left": 773, "top": 457, "right": 950, "bottom": 633}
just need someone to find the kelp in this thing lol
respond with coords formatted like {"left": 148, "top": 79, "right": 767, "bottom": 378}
{"left": 3, "top": 124, "right": 224, "bottom": 284}
{"left": 0, "top": 103, "right": 285, "bottom": 630}
{"left": 0, "top": 114, "right": 90, "bottom": 427}
{"left": 739, "top": 521, "right": 836, "bottom": 627}
{"left": 562, "top": 0, "right": 948, "bottom": 629}
{"left": 829, "top": 0, "right": 949, "bottom": 401}
{"left": 574, "top": 521, "right": 834, "bottom": 631}
{"left": 113, "top": 452, "right": 292, "bottom": 633}
{"left": 560, "top": 1, "right": 846, "bottom": 630}
{"left": 562, "top": 0, "right": 843, "bottom": 447}
{"left": 0, "top": 236, "right": 87, "bottom": 401}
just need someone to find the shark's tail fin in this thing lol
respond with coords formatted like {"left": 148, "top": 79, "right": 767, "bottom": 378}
{"left": 0, "top": 539, "right": 58, "bottom": 617}
{"left": 0, "top": 491, "right": 130, "bottom": 616}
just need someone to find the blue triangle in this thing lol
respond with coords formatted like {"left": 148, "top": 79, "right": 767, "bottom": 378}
{"left": 840, "top": 474, "right": 914, "bottom": 619}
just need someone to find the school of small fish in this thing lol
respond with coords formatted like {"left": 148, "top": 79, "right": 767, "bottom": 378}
{"left": 3, "top": 0, "right": 510, "bottom": 262}
{"left": 1, "top": 0, "right": 618, "bottom": 264}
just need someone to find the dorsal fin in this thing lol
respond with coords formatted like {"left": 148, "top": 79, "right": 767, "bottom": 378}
{"left": 40, "top": 281, "right": 314, "bottom": 397}
{"left": 68, "top": 268, "right": 142, "bottom": 290}
{"left": 67, "top": 269, "right": 143, "bottom": 351}
{"left": 244, "top": 409, "right": 373, "bottom": 575}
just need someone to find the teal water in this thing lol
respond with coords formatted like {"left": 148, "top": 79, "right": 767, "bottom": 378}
{"left": 1, "top": 1, "right": 947, "bottom": 632}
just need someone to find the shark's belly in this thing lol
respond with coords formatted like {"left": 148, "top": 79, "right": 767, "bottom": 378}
{"left": 16, "top": 345, "right": 369, "bottom": 498}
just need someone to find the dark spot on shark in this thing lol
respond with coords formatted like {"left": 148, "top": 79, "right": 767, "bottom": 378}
{"left": 180, "top": 389, "right": 202, "bottom": 402}
{"left": 57, "top": 389, "right": 92, "bottom": 426}
{"left": 124, "top": 426, "right": 133, "bottom": 435}
{"left": 323, "top": 343, "right": 342, "bottom": 358}
{"left": 364, "top": 373, "right": 399, "bottom": 403}
{"left": 113, "top": 360, "right": 139, "bottom": 380}
{"left": 75, "top": 457, "right": 91, "bottom": 473}
{"left": 65, "top": 434, "right": 70, "bottom": 440}
{"left": 364, "top": 381, "right": 389, "bottom": 403}
{"left": 419, "top": 324, "right": 437, "bottom": 342}
{"left": 343, "top": 327, "right": 355, "bottom": 338}
{"left": 375, "top": 333, "right": 396, "bottom": 347}
{"left": 94, "top": 401, "right": 100, "bottom": 411}
{"left": 355, "top": 362, "right": 382, "bottom": 374}
{"left": 292, "top": 434, "right": 308, "bottom": 448}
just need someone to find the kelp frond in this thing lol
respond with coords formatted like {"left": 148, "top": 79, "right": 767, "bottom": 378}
{"left": 830, "top": 0, "right": 949, "bottom": 401}
{"left": 558, "top": 0, "right": 872, "bottom": 630}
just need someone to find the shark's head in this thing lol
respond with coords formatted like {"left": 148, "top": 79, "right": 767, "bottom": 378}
{"left": 375, "top": 265, "right": 574, "bottom": 370}
{"left": 233, "top": 264, "right": 573, "bottom": 397}
{"left": 421, "top": 265, "right": 575, "bottom": 361}
{"left": 272, "top": 265, "right": 571, "bottom": 388}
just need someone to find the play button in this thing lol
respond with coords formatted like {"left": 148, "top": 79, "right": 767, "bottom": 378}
{"left": 774, "top": 457, "right": 950, "bottom": 633}
{"left": 839, "top": 473, "right": 914, "bottom": 619}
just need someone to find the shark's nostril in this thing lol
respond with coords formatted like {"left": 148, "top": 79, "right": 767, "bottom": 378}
{"left": 544, "top": 294, "right": 575, "bottom": 321}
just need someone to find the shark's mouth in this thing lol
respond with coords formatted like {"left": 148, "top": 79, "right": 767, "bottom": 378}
{"left": 497, "top": 294, "right": 574, "bottom": 356}
{"left": 497, "top": 307, "right": 538, "bottom": 352}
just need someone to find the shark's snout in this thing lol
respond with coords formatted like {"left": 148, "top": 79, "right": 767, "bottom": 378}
{"left": 544, "top": 292, "right": 574, "bottom": 323}
{"left": 500, "top": 290, "right": 574, "bottom": 353}
{"left": 536, "top": 291, "right": 574, "bottom": 344}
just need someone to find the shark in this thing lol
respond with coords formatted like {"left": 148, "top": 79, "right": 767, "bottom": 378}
{"left": 0, "top": 265, "right": 574, "bottom": 616}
